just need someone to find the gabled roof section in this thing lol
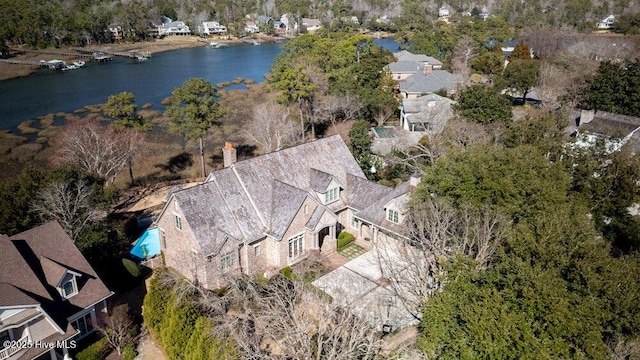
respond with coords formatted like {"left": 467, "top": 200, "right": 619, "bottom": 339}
{"left": 345, "top": 173, "right": 395, "bottom": 211}
{"left": 309, "top": 168, "right": 335, "bottom": 192}
{"left": 0, "top": 222, "right": 112, "bottom": 330}
{"left": 230, "top": 135, "right": 364, "bottom": 227}
{"left": 40, "top": 257, "right": 76, "bottom": 289}
{"left": 269, "top": 180, "right": 309, "bottom": 240}
{"left": 399, "top": 71, "right": 462, "bottom": 94}
{"left": 356, "top": 181, "right": 413, "bottom": 234}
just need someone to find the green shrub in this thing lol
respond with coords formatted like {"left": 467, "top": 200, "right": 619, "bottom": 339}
{"left": 337, "top": 231, "right": 355, "bottom": 249}
{"left": 75, "top": 337, "right": 110, "bottom": 360}
{"left": 122, "top": 258, "right": 140, "bottom": 278}
{"left": 122, "top": 344, "right": 137, "bottom": 360}
{"left": 279, "top": 266, "right": 294, "bottom": 279}
{"left": 142, "top": 270, "right": 173, "bottom": 339}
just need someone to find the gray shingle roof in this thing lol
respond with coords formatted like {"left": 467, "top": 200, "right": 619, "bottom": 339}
{"left": 356, "top": 181, "right": 413, "bottom": 235}
{"left": 309, "top": 168, "right": 335, "bottom": 192}
{"left": 402, "top": 94, "right": 456, "bottom": 133}
{"left": 173, "top": 136, "right": 367, "bottom": 250}
{"left": 399, "top": 71, "right": 462, "bottom": 95}
{"left": 269, "top": 180, "right": 309, "bottom": 239}
{"left": 393, "top": 50, "right": 443, "bottom": 66}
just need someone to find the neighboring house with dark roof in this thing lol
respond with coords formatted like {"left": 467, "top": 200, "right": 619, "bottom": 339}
{"left": 156, "top": 136, "right": 417, "bottom": 289}
{"left": 0, "top": 222, "right": 112, "bottom": 360}
{"left": 572, "top": 109, "right": 640, "bottom": 153}
{"left": 400, "top": 94, "right": 456, "bottom": 132}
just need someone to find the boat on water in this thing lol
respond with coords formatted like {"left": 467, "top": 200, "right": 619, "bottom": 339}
{"left": 136, "top": 55, "right": 149, "bottom": 61}
{"left": 62, "top": 64, "right": 78, "bottom": 71}
{"left": 209, "top": 41, "right": 229, "bottom": 49}
{"left": 72, "top": 60, "right": 86, "bottom": 68}
{"left": 252, "top": 40, "right": 261, "bottom": 46}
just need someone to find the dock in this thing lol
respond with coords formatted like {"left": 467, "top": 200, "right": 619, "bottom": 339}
{"left": 16, "top": 49, "right": 93, "bottom": 58}
{"left": 74, "top": 48, "right": 151, "bottom": 60}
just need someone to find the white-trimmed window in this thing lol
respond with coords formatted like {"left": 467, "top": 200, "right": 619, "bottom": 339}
{"left": 71, "top": 312, "right": 94, "bottom": 338}
{"left": 288, "top": 233, "right": 304, "bottom": 259}
{"left": 61, "top": 277, "right": 78, "bottom": 299}
{"left": 351, "top": 211, "right": 359, "bottom": 229}
{"left": 324, "top": 187, "right": 339, "bottom": 203}
{"left": 254, "top": 245, "right": 261, "bottom": 256}
{"left": 387, "top": 209, "right": 399, "bottom": 224}
{"left": 220, "top": 251, "right": 236, "bottom": 272}
{"left": 174, "top": 214, "right": 182, "bottom": 230}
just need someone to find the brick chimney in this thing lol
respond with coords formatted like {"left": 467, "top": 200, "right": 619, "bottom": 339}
{"left": 423, "top": 64, "right": 433, "bottom": 75}
{"left": 222, "top": 142, "right": 237, "bottom": 167}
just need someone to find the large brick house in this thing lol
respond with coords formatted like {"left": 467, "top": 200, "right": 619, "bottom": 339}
{"left": 0, "top": 221, "right": 112, "bottom": 360}
{"left": 156, "top": 135, "right": 417, "bottom": 289}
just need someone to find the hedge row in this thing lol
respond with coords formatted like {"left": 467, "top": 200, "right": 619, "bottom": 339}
{"left": 142, "top": 270, "right": 237, "bottom": 359}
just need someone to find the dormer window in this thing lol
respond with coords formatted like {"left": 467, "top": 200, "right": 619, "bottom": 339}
{"left": 59, "top": 273, "right": 79, "bottom": 299}
{"left": 387, "top": 209, "right": 399, "bottom": 224}
{"left": 324, "top": 187, "right": 339, "bottom": 204}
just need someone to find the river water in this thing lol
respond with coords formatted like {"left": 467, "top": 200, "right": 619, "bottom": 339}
{"left": 0, "top": 38, "right": 398, "bottom": 130}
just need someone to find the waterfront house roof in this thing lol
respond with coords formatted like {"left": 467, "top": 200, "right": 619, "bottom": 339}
{"left": 164, "top": 136, "right": 406, "bottom": 254}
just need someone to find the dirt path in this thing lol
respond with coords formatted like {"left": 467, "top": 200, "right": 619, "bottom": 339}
{"left": 135, "top": 334, "right": 166, "bottom": 360}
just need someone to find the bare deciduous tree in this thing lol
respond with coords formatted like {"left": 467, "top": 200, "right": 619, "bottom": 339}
{"left": 53, "top": 120, "right": 141, "bottom": 184}
{"left": 98, "top": 304, "right": 135, "bottom": 356}
{"left": 31, "top": 180, "right": 95, "bottom": 241}
{"left": 243, "top": 102, "right": 297, "bottom": 154}
{"left": 451, "top": 36, "right": 477, "bottom": 87}
{"left": 158, "top": 269, "right": 382, "bottom": 359}
{"left": 374, "top": 198, "right": 508, "bottom": 320}
{"left": 313, "top": 93, "right": 364, "bottom": 128}
{"left": 536, "top": 60, "right": 569, "bottom": 108}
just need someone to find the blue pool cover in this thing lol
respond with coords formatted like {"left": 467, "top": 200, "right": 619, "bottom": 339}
{"left": 130, "top": 228, "right": 161, "bottom": 259}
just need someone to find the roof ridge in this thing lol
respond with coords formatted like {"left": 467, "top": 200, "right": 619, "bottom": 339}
{"left": 231, "top": 165, "right": 267, "bottom": 229}
{"left": 211, "top": 171, "right": 252, "bottom": 242}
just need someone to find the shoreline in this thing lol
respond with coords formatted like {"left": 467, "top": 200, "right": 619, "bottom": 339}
{"left": 0, "top": 34, "right": 277, "bottom": 82}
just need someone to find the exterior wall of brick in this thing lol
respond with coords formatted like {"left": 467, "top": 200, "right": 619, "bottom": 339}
{"left": 157, "top": 198, "right": 202, "bottom": 285}
{"left": 279, "top": 197, "right": 319, "bottom": 267}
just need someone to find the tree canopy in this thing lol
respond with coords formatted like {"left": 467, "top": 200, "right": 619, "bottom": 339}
{"left": 165, "top": 78, "right": 226, "bottom": 177}
{"left": 586, "top": 59, "right": 640, "bottom": 117}
{"left": 453, "top": 85, "right": 512, "bottom": 124}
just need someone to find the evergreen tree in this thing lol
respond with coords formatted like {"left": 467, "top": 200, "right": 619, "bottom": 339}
{"left": 453, "top": 85, "right": 512, "bottom": 124}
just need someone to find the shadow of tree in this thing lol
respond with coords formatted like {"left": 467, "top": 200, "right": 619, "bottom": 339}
{"left": 155, "top": 152, "right": 193, "bottom": 173}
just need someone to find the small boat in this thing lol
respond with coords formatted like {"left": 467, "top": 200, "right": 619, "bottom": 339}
{"left": 72, "top": 60, "right": 86, "bottom": 68}
{"left": 209, "top": 41, "right": 228, "bottom": 49}
{"left": 252, "top": 40, "right": 261, "bottom": 46}
{"left": 62, "top": 64, "right": 77, "bottom": 71}
{"left": 136, "top": 55, "right": 149, "bottom": 61}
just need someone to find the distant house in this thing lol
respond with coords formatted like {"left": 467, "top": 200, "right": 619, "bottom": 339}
{"left": 481, "top": 7, "right": 490, "bottom": 20}
{"left": 201, "top": 21, "right": 227, "bottom": 35}
{"left": 108, "top": 24, "right": 123, "bottom": 41}
{"left": 155, "top": 136, "right": 416, "bottom": 289}
{"left": 302, "top": 18, "right": 322, "bottom": 31}
{"left": 597, "top": 15, "right": 615, "bottom": 29}
{"left": 385, "top": 51, "right": 460, "bottom": 98}
{"left": 0, "top": 222, "right": 113, "bottom": 360}
{"left": 280, "top": 14, "right": 297, "bottom": 33}
{"left": 244, "top": 21, "right": 260, "bottom": 33}
{"left": 438, "top": 8, "right": 451, "bottom": 20}
{"left": 573, "top": 109, "right": 640, "bottom": 153}
{"left": 400, "top": 94, "right": 456, "bottom": 132}
{"left": 158, "top": 17, "right": 191, "bottom": 36}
